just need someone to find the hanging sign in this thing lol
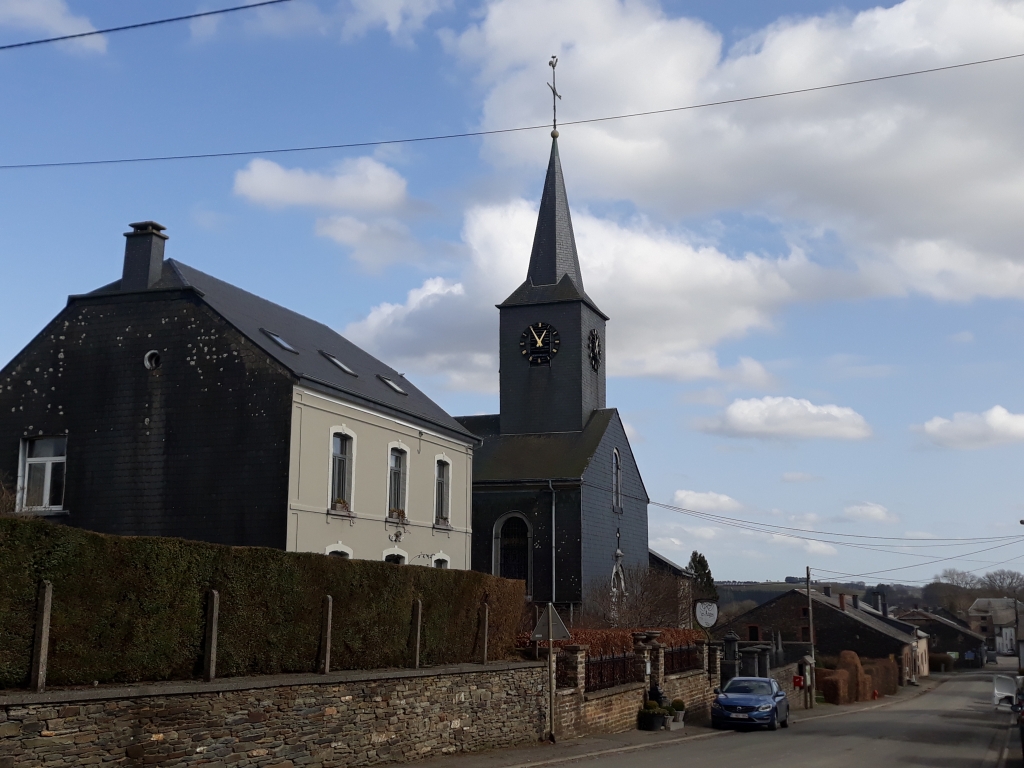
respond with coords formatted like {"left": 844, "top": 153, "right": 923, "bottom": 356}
{"left": 695, "top": 600, "right": 719, "bottom": 629}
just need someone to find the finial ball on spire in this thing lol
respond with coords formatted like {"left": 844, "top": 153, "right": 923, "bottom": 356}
{"left": 551, "top": 129, "right": 559, "bottom": 138}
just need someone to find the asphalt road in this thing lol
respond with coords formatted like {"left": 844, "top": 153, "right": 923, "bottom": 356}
{"left": 572, "top": 673, "right": 1009, "bottom": 768}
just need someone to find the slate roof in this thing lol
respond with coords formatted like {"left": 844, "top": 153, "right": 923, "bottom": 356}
{"left": 79, "top": 259, "right": 476, "bottom": 442}
{"left": 498, "top": 138, "right": 607, "bottom": 319}
{"left": 649, "top": 549, "right": 694, "bottom": 579}
{"left": 800, "top": 589, "right": 919, "bottom": 644}
{"left": 899, "top": 610, "right": 986, "bottom": 642}
{"left": 454, "top": 408, "right": 617, "bottom": 482}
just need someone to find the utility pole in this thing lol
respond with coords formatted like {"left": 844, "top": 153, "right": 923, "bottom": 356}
{"left": 806, "top": 566, "right": 815, "bottom": 709}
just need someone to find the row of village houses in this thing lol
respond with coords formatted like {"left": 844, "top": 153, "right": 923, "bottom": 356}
{"left": 0, "top": 136, "right": 656, "bottom": 612}
{"left": 714, "top": 585, "right": 996, "bottom": 682}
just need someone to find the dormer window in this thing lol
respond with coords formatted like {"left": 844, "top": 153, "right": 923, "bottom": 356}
{"left": 320, "top": 350, "right": 357, "bottom": 376}
{"left": 260, "top": 328, "right": 297, "bottom": 353}
{"left": 378, "top": 375, "right": 407, "bottom": 395}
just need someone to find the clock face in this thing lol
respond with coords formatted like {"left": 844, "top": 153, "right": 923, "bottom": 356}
{"left": 588, "top": 329, "right": 602, "bottom": 372}
{"left": 520, "top": 322, "right": 560, "bottom": 366}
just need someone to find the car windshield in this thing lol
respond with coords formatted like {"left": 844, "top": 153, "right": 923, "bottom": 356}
{"left": 722, "top": 680, "right": 772, "bottom": 695}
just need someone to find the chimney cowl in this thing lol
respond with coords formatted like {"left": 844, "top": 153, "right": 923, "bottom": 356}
{"left": 823, "top": 586, "right": 832, "bottom": 598}
{"left": 122, "top": 221, "right": 168, "bottom": 291}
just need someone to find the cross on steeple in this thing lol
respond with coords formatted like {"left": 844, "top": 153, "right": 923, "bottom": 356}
{"left": 548, "top": 55, "right": 561, "bottom": 137}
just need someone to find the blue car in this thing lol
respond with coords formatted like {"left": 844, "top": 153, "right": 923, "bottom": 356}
{"left": 711, "top": 677, "right": 790, "bottom": 730}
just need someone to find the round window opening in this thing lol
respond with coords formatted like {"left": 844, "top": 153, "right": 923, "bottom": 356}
{"left": 143, "top": 350, "right": 161, "bottom": 370}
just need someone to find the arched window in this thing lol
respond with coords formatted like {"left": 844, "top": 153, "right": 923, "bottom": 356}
{"left": 611, "top": 448, "right": 622, "bottom": 510}
{"left": 331, "top": 433, "right": 353, "bottom": 512}
{"left": 499, "top": 517, "right": 530, "bottom": 582}
{"left": 388, "top": 447, "right": 407, "bottom": 519}
{"left": 385, "top": 554, "right": 405, "bottom": 565}
{"left": 329, "top": 550, "right": 350, "bottom": 560}
{"left": 383, "top": 546, "right": 408, "bottom": 565}
{"left": 435, "top": 459, "right": 450, "bottom": 524}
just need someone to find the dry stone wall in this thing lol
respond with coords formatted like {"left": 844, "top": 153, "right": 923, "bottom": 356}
{"left": 0, "top": 662, "right": 546, "bottom": 768}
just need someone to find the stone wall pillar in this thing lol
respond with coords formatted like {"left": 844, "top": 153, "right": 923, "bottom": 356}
{"left": 758, "top": 647, "right": 772, "bottom": 677}
{"left": 740, "top": 647, "right": 760, "bottom": 677}
{"left": 650, "top": 644, "right": 665, "bottom": 690}
{"left": 633, "top": 642, "right": 652, "bottom": 700}
{"left": 708, "top": 643, "right": 722, "bottom": 689}
{"left": 562, "top": 645, "right": 588, "bottom": 692}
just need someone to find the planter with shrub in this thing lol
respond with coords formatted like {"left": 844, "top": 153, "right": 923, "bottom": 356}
{"left": 671, "top": 699, "right": 686, "bottom": 722}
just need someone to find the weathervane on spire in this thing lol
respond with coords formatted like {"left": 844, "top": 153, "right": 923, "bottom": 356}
{"left": 548, "top": 55, "right": 561, "bottom": 138}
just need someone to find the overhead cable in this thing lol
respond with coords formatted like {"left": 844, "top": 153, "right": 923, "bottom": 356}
{"left": 0, "top": 0, "right": 293, "bottom": 52}
{"left": 4, "top": 49, "right": 1024, "bottom": 170}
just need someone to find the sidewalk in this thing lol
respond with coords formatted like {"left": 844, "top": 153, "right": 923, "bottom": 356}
{"left": 415, "top": 675, "right": 948, "bottom": 768}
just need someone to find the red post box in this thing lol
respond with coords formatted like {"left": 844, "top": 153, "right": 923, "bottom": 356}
{"left": 793, "top": 675, "right": 804, "bottom": 689}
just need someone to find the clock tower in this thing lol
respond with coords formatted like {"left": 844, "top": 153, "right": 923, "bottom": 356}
{"left": 498, "top": 136, "right": 608, "bottom": 435}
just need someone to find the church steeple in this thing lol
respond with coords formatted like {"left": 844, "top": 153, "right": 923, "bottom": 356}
{"left": 527, "top": 138, "right": 584, "bottom": 291}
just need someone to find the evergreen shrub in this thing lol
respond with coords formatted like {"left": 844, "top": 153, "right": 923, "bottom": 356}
{"left": 0, "top": 517, "right": 524, "bottom": 688}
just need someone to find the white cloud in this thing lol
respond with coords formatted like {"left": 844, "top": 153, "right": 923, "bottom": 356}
{"left": 841, "top": 502, "right": 899, "bottom": 523}
{"left": 346, "top": 199, "right": 816, "bottom": 390}
{"left": 782, "top": 472, "right": 816, "bottom": 483}
{"left": 673, "top": 489, "right": 742, "bottom": 512}
{"left": 920, "top": 405, "right": 1024, "bottom": 449}
{"left": 0, "top": 0, "right": 104, "bottom": 52}
{"left": 344, "top": 0, "right": 451, "bottom": 41}
{"left": 449, "top": 0, "right": 1024, "bottom": 302}
{"left": 700, "top": 396, "right": 872, "bottom": 440}
{"left": 950, "top": 330, "right": 974, "bottom": 344}
{"left": 234, "top": 158, "right": 406, "bottom": 212}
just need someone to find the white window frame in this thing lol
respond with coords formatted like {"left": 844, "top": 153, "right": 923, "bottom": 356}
{"left": 382, "top": 546, "right": 408, "bottom": 564}
{"left": 433, "top": 453, "right": 451, "bottom": 525}
{"left": 432, "top": 550, "right": 451, "bottom": 569}
{"left": 328, "top": 425, "right": 357, "bottom": 513}
{"left": 386, "top": 441, "right": 410, "bottom": 520}
{"left": 18, "top": 436, "right": 67, "bottom": 514}
{"left": 325, "top": 541, "right": 354, "bottom": 559}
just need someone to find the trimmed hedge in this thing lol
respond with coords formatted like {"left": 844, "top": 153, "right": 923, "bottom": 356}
{"left": 0, "top": 517, "right": 524, "bottom": 689}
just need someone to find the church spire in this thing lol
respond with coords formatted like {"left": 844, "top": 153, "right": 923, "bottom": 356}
{"left": 527, "top": 136, "right": 584, "bottom": 291}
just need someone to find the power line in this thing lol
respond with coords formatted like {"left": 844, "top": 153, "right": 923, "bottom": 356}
{"left": 0, "top": 0, "right": 293, "bottom": 52}
{"left": 4, "top": 49, "right": 1024, "bottom": 170}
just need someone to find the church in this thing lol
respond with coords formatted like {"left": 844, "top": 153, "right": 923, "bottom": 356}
{"left": 456, "top": 133, "right": 650, "bottom": 611}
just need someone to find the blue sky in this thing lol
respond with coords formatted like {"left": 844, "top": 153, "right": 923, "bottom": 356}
{"left": 4, "top": 0, "right": 1024, "bottom": 583}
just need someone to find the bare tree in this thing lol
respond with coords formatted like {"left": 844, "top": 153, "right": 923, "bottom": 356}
{"left": 938, "top": 569, "right": 981, "bottom": 589}
{"left": 582, "top": 565, "right": 691, "bottom": 628}
{"left": 981, "top": 569, "right": 1024, "bottom": 594}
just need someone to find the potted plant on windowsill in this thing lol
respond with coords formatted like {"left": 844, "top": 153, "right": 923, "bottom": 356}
{"left": 331, "top": 499, "right": 351, "bottom": 514}
{"left": 388, "top": 508, "right": 406, "bottom": 521}
{"left": 434, "top": 517, "right": 451, "bottom": 528}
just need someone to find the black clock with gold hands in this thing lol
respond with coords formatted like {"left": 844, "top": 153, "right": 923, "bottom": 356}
{"left": 588, "top": 328, "right": 602, "bottom": 371}
{"left": 520, "top": 322, "right": 560, "bottom": 366}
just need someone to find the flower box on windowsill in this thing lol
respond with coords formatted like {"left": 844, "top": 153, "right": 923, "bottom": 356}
{"left": 433, "top": 517, "right": 452, "bottom": 530}
{"left": 330, "top": 501, "right": 355, "bottom": 517}
{"left": 388, "top": 508, "right": 407, "bottom": 522}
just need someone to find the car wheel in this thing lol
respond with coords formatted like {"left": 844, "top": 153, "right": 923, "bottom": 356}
{"left": 767, "top": 709, "right": 778, "bottom": 731}
{"left": 780, "top": 708, "right": 790, "bottom": 728}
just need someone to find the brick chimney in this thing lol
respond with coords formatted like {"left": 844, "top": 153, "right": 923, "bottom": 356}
{"left": 823, "top": 586, "right": 832, "bottom": 597}
{"left": 122, "top": 221, "right": 167, "bottom": 291}
{"left": 839, "top": 593, "right": 846, "bottom": 611}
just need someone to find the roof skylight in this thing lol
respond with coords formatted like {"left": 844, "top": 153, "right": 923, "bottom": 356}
{"left": 320, "top": 350, "right": 357, "bottom": 376}
{"left": 260, "top": 328, "right": 298, "bottom": 353}
{"left": 378, "top": 375, "right": 407, "bottom": 395}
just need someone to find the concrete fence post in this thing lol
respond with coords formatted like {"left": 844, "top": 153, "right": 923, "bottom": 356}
{"left": 203, "top": 590, "right": 219, "bottom": 682}
{"left": 634, "top": 643, "right": 651, "bottom": 700}
{"left": 30, "top": 580, "right": 53, "bottom": 693}
{"left": 414, "top": 599, "right": 422, "bottom": 670}
{"left": 482, "top": 603, "right": 489, "bottom": 665}
{"left": 318, "top": 595, "right": 333, "bottom": 674}
{"left": 651, "top": 644, "right": 665, "bottom": 690}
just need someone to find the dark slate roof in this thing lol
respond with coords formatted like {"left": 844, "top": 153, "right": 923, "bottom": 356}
{"left": 80, "top": 259, "right": 476, "bottom": 442}
{"left": 498, "top": 138, "right": 606, "bottom": 319}
{"left": 649, "top": 549, "right": 694, "bottom": 579}
{"left": 899, "top": 610, "right": 985, "bottom": 642}
{"left": 802, "top": 589, "right": 919, "bottom": 644}
{"left": 454, "top": 408, "right": 617, "bottom": 482}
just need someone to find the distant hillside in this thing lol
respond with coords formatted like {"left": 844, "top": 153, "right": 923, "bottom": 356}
{"left": 718, "top": 580, "right": 923, "bottom": 623}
